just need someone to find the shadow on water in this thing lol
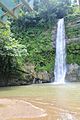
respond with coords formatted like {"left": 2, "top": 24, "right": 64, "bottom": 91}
{"left": 0, "top": 86, "right": 19, "bottom": 91}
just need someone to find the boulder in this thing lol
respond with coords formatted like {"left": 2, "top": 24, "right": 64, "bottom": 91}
{"left": 66, "top": 64, "right": 80, "bottom": 82}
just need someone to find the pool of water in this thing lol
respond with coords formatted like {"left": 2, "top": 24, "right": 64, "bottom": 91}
{"left": 0, "top": 83, "right": 80, "bottom": 120}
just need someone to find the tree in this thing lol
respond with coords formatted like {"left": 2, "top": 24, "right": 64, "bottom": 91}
{"left": 0, "top": 22, "right": 27, "bottom": 86}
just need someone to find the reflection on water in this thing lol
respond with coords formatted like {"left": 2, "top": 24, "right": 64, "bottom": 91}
{"left": 0, "top": 83, "right": 80, "bottom": 120}
{"left": 0, "top": 104, "right": 6, "bottom": 108}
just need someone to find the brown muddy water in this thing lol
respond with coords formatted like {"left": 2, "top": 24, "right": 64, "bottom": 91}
{"left": 0, "top": 83, "right": 80, "bottom": 120}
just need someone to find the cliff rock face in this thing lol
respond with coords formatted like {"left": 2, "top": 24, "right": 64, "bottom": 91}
{"left": 66, "top": 64, "right": 80, "bottom": 82}
{"left": 64, "top": 14, "right": 80, "bottom": 82}
{"left": 52, "top": 14, "right": 80, "bottom": 82}
{"left": 23, "top": 63, "right": 51, "bottom": 83}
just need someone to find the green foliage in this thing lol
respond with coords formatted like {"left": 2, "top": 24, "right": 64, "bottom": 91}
{"left": 10, "top": 0, "right": 72, "bottom": 74}
{"left": 11, "top": 24, "right": 54, "bottom": 72}
{"left": 67, "top": 43, "right": 80, "bottom": 65}
{"left": 65, "top": 9, "right": 80, "bottom": 24}
{"left": 0, "top": 22, "right": 27, "bottom": 86}
{"left": 65, "top": 6, "right": 80, "bottom": 65}
{"left": 65, "top": 13, "right": 80, "bottom": 39}
{"left": 66, "top": 26, "right": 80, "bottom": 38}
{"left": 11, "top": 0, "right": 71, "bottom": 32}
{"left": 70, "top": 6, "right": 80, "bottom": 15}
{"left": 38, "top": 0, "right": 70, "bottom": 18}
{"left": 0, "top": 24, "right": 27, "bottom": 57}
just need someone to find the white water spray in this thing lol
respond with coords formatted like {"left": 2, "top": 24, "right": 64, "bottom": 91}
{"left": 54, "top": 18, "right": 66, "bottom": 84}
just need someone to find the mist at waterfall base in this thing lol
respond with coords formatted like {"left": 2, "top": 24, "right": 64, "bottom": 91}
{"left": 54, "top": 18, "right": 66, "bottom": 84}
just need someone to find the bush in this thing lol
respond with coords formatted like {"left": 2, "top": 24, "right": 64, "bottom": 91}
{"left": 0, "top": 22, "right": 27, "bottom": 86}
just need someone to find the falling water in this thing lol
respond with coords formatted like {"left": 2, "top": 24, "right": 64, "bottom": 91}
{"left": 54, "top": 18, "right": 66, "bottom": 84}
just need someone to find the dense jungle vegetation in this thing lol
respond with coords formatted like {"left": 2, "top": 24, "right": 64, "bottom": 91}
{"left": 65, "top": 6, "right": 80, "bottom": 64}
{"left": 0, "top": 0, "right": 80, "bottom": 86}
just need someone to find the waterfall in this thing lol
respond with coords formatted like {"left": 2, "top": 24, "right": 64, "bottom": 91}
{"left": 54, "top": 18, "right": 66, "bottom": 84}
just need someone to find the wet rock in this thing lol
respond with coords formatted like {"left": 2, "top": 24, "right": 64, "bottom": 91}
{"left": 66, "top": 64, "right": 80, "bottom": 82}
{"left": 33, "top": 71, "right": 51, "bottom": 84}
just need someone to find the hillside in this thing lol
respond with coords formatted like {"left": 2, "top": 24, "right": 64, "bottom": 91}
{"left": 65, "top": 7, "right": 80, "bottom": 82}
{"left": 0, "top": 0, "right": 80, "bottom": 86}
